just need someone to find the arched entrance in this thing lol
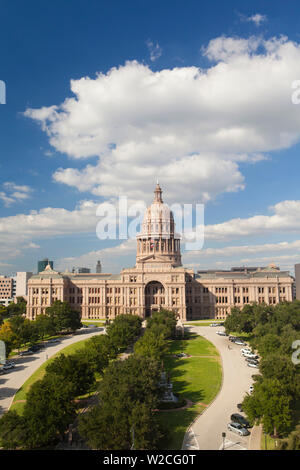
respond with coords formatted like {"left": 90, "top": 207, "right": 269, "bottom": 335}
{"left": 145, "top": 281, "right": 165, "bottom": 317}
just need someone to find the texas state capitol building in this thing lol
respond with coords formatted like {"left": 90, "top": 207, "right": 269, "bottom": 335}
{"left": 26, "top": 184, "right": 294, "bottom": 322}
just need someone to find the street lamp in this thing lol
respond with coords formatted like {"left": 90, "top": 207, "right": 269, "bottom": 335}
{"left": 222, "top": 432, "right": 226, "bottom": 450}
{"left": 264, "top": 432, "right": 267, "bottom": 450}
{"left": 131, "top": 426, "right": 135, "bottom": 450}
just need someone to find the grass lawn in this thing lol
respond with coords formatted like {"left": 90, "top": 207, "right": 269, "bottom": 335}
{"left": 10, "top": 338, "right": 94, "bottom": 415}
{"left": 185, "top": 320, "right": 224, "bottom": 327}
{"left": 81, "top": 320, "right": 106, "bottom": 325}
{"left": 157, "top": 332, "right": 222, "bottom": 450}
{"left": 261, "top": 433, "right": 283, "bottom": 450}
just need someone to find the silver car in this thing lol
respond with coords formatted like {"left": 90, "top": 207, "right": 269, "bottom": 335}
{"left": 227, "top": 422, "right": 250, "bottom": 436}
{"left": 3, "top": 362, "right": 15, "bottom": 370}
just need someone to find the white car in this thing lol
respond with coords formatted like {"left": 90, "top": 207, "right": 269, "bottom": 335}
{"left": 227, "top": 422, "right": 250, "bottom": 436}
{"left": 241, "top": 348, "right": 252, "bottom": 354}
{"left": 248, "top": 362, "right": 259, "bottom": 368}
{"left": 216, "top": 331, "right": 226, "bottom": 336}
{"left": 234, "top": 340, "right": 246, "bottom": 345}
{"left": 242, "top": 352, "right": 258, "bottom": 359}
{"left": 3, "top": 362, "right": 15, "bottom": 370}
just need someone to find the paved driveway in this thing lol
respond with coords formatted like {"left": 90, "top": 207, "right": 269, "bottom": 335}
{"left": 182, "top": 325, "right": 256, "bottom": 451}
{"left": 0, "top": 328, "right": 104, "bottom": 417}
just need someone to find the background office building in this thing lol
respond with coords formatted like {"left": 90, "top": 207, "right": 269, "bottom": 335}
{"left": 38, "top": 258, "right": 53, "bottom": 273}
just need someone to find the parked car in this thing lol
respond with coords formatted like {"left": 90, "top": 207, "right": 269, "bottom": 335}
{"left": 0, "top": 368, "right": 5, "bottom": 375}
{"left": 241, "top": 348, "right": 252, "bottom": 354}
{"left": 248, "top": 362, "right": 259, "bottom": 368}
{"left": 246, "top": 357, "right": 259, "bottom": 364}
{"left": 210, "top": 323, "right": 219, "bottom": 327}
{"left": 19, "top": 349, "right": 34, "bottom": 356}
{"left": 230, "top": 413, "right": 251, "bottom": 428}
{"left": 242, "top": 352, "right": 258, "bottom": 359}
{"left": 227, "top": 422, "right": 250, "bottom": 436}
{"left": 28, "top": 345, "right": 41, "bottom": 352}
{"left": 229, "top": 336, "right": 238, "bottom": 342}
{"left": 234, "top": 340, "right": 246, "bottom": 345}
{"left": 3, "top": 362, "right": 15, "bottom": 370}
{"left": 47, "top": 338, "right": 60, "bottom": 343}
{"left": 216, "top": 331, "right": 226, "bottom": 336}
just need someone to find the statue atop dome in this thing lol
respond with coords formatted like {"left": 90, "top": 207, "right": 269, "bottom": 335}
{"left": 153, "top": 182, "right": 163, "bottom": 203}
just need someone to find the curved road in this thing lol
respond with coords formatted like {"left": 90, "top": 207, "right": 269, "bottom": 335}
{"left": 182, "top": 325, "right": 256, "bottom": 451}
{"left": 0, "top": 328, "right": 104, "bottom": 417}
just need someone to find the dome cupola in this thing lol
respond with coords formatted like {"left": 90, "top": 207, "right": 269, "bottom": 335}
{"left": 136, "top": 183, "right": 181, "bottom": 267}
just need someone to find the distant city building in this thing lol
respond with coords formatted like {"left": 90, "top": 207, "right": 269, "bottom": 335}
{"left": 26, "top": 184, "right": 295, "bottom": 322}
{"left": 16, "top": 272, "right": 33, "bottom": 298}
{"left": 96, "top": 260, "right": 102, "bottom": 273}
{"left": 0, "top": 276, "right": 14, "bottom": 306}
{"left": 294, "top": 264, "right": 300, "bottom": 300}
{"left": 72, "top": 267, "right": 91, "bottom": 274}
{"left": 12, "top": 276, "right": 16, "bottom": 298}
{"left": 38, "top": 258, "right": 53, "bottom": 273}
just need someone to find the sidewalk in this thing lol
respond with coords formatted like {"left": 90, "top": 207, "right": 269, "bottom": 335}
{"left": 248, "top": 424, "right": 262, "bottom": 450}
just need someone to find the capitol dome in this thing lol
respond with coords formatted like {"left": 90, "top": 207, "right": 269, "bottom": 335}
{"left": 136, "top": 183, "right": 182, "bottom": 267}
{"left": 140, "top": 183, "right": 175, "bottom": 238}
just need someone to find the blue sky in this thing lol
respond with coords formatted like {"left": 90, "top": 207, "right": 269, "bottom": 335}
{"left": 1, "top": 0, "right": 300, "bottom": 275}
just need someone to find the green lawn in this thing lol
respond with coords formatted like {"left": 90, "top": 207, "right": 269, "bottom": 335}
{"left": 185, "top": 320, "right": 224, "bottom": 327}
{"left": 81, "top": 320, "right": 106, "bottom": 325}
{"left": 157, "top": 332, "right": 222, "bottom": 450}
{"left": 261, "top": 433, "right": 282, "bottom": 450}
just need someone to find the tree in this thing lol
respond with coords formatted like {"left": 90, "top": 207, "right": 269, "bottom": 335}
{"left": 34, "top": 314, "right": 56, "bottom": 340}
{"left": 146, "top": 309, "right": 177, "bottom": 339}
{"left": 77, "top": 334, "right": 113, "bottom": 374}
{"left": 6, "top": 297, "right": 26, "bottom": 317}
{"left": 78, "top": 356, "right": 163, "bottom": 450}
{"left": 45, "top": 353, "right": 95, "bottom": 397}
{"left": 45, "top": 300, "right": 81, "bottom": 332}
{"left": 106, "top": 314, "right": 142, "bottom": 350}
{"left": 0, "top": 321, "right": 16, "bottom": 356}
{"left": 134, "top": 325, "right": 168, "bottom": 362}
{"left": 23, "top": 374, "right": 76, "bottom": 448}
{"left": 78, "top": 401, "right": 131, "bottom": 450}
{"left": 242, "top": 378, "right": 293, "bottom": 437}
{"left": 0, "top": 410, "right": 28, "bottom": 449}
{"left": 256, "top": 333, "right": 281, "bottom": 358}
{"left": 0, "top": 305, "right": 6, "bottom": 325}
{"left": 129, "top": 402, "right": 164, "bottom": 450}
{"left": 224, "top": 307, "right": 241, "bottom": 334}
{"left": 259, "top": 354, "right": 300, "bottom": 397}
{"left": 278, "top": 423, "right": 300, "bottom": 450}
{"left": 9, "top": 315, "right": 39, "bottom": 350}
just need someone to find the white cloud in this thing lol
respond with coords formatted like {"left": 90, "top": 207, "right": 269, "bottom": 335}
{"left": 247, "top": 14, "right": 267, "bottom": 26}
{"left": 203, "top": 200, "right": 300, "bottom": 241}
{"left": 0, "top": 182, "right": 33, "bottom": 206}
{"left": 23, "top": 36, "right": 300, "bottom": 205}
{"left": 146, "top": 39, "right": 162, "bottom": 62}
{"left": 0, "top": 192, "right": 16, "bottom": 207}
